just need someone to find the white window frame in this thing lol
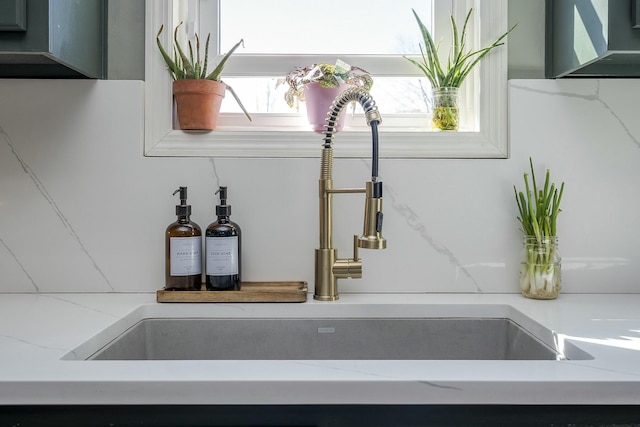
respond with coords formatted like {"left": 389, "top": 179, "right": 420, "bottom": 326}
{"left": 144, "top": 0, "right": 509, "bottom": 158}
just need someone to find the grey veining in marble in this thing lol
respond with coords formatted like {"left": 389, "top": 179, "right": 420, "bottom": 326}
{"left": 0, "top": 121, "right": 113, "bottom": 292}
{"left": 510, "top": 80, "right": 640, "bottom": 149}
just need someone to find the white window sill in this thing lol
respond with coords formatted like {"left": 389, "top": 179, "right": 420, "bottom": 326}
{"left": 144, "top": 128, "right": 507, "bottom": 158}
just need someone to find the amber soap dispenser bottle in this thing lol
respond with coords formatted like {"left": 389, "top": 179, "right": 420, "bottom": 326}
{"left": 165, "top": 186, "right": 202, "bottom": 291}
{"left": 205, "top": 186, "right": 242, "bottom": 291}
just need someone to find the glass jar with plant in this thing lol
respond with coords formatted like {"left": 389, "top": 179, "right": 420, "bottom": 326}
{"left": 514, "top": 159, "right": 565, "bottom": 300}
{"left": 284, "top": 60, "right": 373, "bottom": 132}
{"left": 156, "top": 23, "right": 251, "bottom": 131}
{"left": 405, "top": 9, "right": 515, "bottom": 131}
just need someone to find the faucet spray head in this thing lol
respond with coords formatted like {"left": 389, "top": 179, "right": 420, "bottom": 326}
{"left": 358, "top": 181, "right": 386, "bottom": 250}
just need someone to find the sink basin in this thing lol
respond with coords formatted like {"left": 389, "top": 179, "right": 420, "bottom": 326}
{"left": 63, "top": 304, "right": 592, "bottom": 361}
{"left": 86, "top": 317, "right": 584, "bottom": 361}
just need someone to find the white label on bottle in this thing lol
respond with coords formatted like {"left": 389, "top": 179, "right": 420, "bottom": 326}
{"left": 170, "top": 236, "right": 202, "bottom": 276}
{"left": 206, "top": 236, "right": 239, "bottom": 276}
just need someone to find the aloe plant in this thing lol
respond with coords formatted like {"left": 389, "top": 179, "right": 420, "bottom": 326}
{"left": 514, "top": 158, "right": 565, "bottom": 298}
{"left": 156, "top": 23, "right": 251, "bottom": 121}
{"left": 405, "top": 8, "right": 516, "bottom": 89}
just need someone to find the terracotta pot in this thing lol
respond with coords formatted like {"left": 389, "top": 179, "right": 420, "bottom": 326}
{"left": 173, "top": 79, "right": 226, "bottom": 131}
{"left": 304, "top": 82, "right": 352, "bottom": 133}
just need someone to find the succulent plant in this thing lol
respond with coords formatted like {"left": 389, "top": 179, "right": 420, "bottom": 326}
{"left": 284, "top": 61, "right": 373, "bottom": 108}
{"left": 156, "top": 22, "right": 251, "bottom": 121}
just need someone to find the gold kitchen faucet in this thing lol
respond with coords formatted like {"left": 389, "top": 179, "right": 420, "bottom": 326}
{"left": 314, "top": 87, "right": 386, "bottom": 301}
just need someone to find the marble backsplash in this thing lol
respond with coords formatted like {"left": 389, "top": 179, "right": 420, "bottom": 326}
{"left": 0, "top": 79, "right": 638, "bottom": 294}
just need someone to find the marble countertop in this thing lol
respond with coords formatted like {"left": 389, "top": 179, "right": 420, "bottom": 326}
{"left": 1, "top": 292, "right": 639, "bottom": 405}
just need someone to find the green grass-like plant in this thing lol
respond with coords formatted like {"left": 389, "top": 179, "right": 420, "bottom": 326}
{"left": 514, "top": 158, "right": 564, "bottom": 240}
{"left": 405, "top": 8, "right": 516, "bottom": 88}
{"left": 156, "top": 22, "right": 251, "bottom": 121}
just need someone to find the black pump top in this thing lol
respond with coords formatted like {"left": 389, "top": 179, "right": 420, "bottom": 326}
{"left": 216, "top": 186, "right": 231, "bottom": 217}
{"left": 173, "top": 186, "right": 191, "bottom": 217}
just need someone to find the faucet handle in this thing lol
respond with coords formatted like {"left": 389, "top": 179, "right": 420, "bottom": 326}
{"left": 332, "top": 235, "right": 364, "bottom": 282}
{"left": 352, "top": 234, "right": 361, "bottom": 262}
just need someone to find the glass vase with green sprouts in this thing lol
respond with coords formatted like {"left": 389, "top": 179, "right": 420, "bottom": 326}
{"left": 514, "top": 158, "right": 565, "bottom": 299}
{"left": 405, "top": 9, "right": 515, "bottom": 131}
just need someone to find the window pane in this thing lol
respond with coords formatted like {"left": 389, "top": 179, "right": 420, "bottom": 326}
{"left": 219, "top": 0, "right": 432, "bottom": 55}
{"left": 221, "top": 77, "right": 431, "bottom": 115}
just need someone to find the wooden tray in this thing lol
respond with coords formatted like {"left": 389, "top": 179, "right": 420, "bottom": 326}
{"left": 157, "top": 281, "right": 308, "bottom": 303}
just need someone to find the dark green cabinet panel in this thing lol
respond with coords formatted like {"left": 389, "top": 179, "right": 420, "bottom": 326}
{"left": 0, "top": 0, "right": 105, "bottom": 78}
{"left": 0, "top": 0, "right": 27, "bottom": 31}
{"left": 546, "top": 0, "right": 640, "bottom": 77}
{"left": 633, "top": 0, "right": 640, "bottom": 28}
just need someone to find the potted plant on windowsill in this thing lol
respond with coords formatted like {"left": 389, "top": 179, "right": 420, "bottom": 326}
{"left": 156, "top": 23, "right": 251, "bottom": 131}
{"left": 284, "top": 61, "right": 373, "bottom": 133}
{"left": 405, "top": 9, "right": 515, "bottom": 131}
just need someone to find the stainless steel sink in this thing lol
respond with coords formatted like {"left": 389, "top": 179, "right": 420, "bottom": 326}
{"left": 62, "top": 304, "right": 592, "bottom": 361}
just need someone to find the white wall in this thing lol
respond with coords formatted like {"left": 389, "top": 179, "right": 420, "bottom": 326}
{"left": 0, "top": 78, "right": 639, "bottom": 294}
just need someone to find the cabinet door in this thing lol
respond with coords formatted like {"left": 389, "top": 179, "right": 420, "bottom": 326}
{"left": 633, "top": 0, "right": 640, "bottom": 28}
{"left": 0, "top": 0, "right": 26, "bottom": 31}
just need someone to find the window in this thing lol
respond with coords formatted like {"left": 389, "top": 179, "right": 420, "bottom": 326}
{"left": 144, "top": 0, "right": 509, "bottom": 158}
{"left": 213, "top": 0, "right": 434, "bottom": 119}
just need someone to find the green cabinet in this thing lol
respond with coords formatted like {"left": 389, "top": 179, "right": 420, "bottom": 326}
{"left": 0, "top": 0, "right": 105, "bottom": 78}
{"left": 546, "top": 0, "right": 640, "bottom": 77}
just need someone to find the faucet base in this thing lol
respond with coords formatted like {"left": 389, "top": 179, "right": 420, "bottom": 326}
{"left": 314, "top": 248, "right": 338, "bottom": 301}
{"left": 313, "top": 294, "right": 339, "bottom": 302}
